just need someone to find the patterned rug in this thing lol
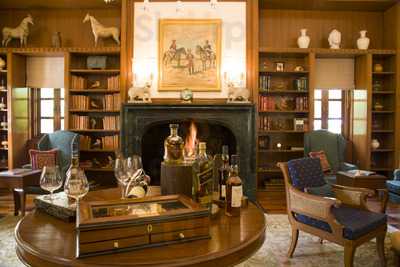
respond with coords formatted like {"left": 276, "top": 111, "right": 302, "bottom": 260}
{"left": 0, "top": 214, "right": 396, "bottom": 267}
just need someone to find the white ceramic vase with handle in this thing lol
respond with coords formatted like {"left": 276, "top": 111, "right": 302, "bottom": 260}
{"left": 297, "top": 29, "right": 310, "bottom": 48}
{"left": 357, "top": 30, "right": 370, "bottom": 50}
{"left": 371, "top": 139, "right": 380, "bottom": 150}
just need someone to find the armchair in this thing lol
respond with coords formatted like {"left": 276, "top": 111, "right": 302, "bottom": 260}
{"left": 304, "top": 130, "right": 357, "bottom": 184}
{"left": 386, "top": 169, "right": 400, "bottom": 204}
{"left": 278, "top": 157, "right": 387, "bottom": 267}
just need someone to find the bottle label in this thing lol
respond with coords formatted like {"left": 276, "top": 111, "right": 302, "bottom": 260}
{"left": 231, "top": 185, "right": 242, "bottom": 208}
{"left": 221, "top": 185, "right": 226, "bottom": 198}
{"left": 128, "top": 186, "right": 146, "bottom": 198}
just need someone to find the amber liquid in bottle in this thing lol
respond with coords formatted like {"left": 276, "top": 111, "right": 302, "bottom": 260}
{"left": 225, "top": 154, "right": 242, "bottom": 217}
{"left": 218, "top": 145, "right": 229, "bottom": 201}
{"left": 164, "top": 124, "right": 184, "bottom": 164}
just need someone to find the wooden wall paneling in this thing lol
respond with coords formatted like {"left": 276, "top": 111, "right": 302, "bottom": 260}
{"left": 64, "top": 51, "right": 70, "bottom": 130}
{"left": 0, "top": 8, "right": 121, "bottom": 48}
{"left": 259, "top": 9, "right": 384, "bottom": 49}
{"left": 383, "top": 3, "right": 399, "bottom": 49}
{"left": 120, "top": 0, "right": 131, "bottom": 102}
{"left": 6, "top": 52, "right": 12, "bottom": 169}
{"left": 308, "top": 52, "right": 315, "bottom": 130}
{"left": 9, "top": 53, "right": 29, "bottom": 168}
{"left": 352, "top": 54, "right": 372, "bottom": 169}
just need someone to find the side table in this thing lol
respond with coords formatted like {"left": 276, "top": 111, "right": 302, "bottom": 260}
{"left": 0, "top": 168, "right": 42, "bottom": 216}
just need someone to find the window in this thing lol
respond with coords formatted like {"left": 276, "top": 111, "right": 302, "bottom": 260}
{"left": 314, "top": 89, "right": 343, "bottom": 134}
{"left": 34, "top": 88, "right": 64, "bottom": 134}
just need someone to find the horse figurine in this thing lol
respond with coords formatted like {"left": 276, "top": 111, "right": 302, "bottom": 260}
{"left": 83, "top": 13, "right": 120, "bottom": 47}
{"left": 2, "top": 15, "right": 34, "bottom": 47}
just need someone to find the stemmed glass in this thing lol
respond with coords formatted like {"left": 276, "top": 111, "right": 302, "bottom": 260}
{"left": 40, "top": 165, "right": 63, "bottom": 201}
{"left": 64, "top": 167, "right": 89, "bottom": 207}
{"left": 114, "top": 157, "right": 130, "bottom": 199}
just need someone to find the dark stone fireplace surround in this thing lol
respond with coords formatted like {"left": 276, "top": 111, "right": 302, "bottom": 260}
{"left": 121, "top": 103, "right": 256, "bottom": 200}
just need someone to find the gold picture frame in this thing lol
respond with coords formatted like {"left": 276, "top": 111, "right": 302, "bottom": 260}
{"left": 158, "top": 19, "right": 222, "bottom": 92}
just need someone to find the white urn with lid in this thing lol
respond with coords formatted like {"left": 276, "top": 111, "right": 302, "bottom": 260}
{"left": 357, "top": 30, "right": 370, "bottom": 50}
{"left": 297, "top": 29, "right": 310, "bottom": 49}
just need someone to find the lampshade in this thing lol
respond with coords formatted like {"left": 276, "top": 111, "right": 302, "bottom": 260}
{"left": 315, "top": 58, "right": 355, "bottom": 90}
{"left": 27, "top": 57, "right": 64, "bottom": 88}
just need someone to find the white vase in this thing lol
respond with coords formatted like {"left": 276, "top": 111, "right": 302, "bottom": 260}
{"left": 328, "top": 29, "right": 341, "bottom": 49}
{"left": 297, "top": 29, "right": 310, "bottom": 49}
{"left": 371, "top": 139, "right": 380, "bottom": 150}
{"left": 357, "top": 30, "right": 370, "bottom": 50}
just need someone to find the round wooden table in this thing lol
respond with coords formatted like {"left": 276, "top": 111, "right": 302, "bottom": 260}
{"left": 15, "top": 188, "right": 266, "bottom": 267}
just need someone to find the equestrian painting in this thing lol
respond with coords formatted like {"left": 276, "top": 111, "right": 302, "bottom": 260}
{"left": 2, "top": 15, "right": 34, "bottom": 47}
{"left": 158, "top": 19, "right": 221, "bottom": 91}
{"left": 83, "top": 13, "right": 120, "bottom": 47}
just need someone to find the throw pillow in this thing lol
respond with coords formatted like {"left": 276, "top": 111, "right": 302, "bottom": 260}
{"left": 29, "top": 149, "right": 58, "bottom": 170}
{"left": 309, "top": 150, "right": 331, "bottom": 172}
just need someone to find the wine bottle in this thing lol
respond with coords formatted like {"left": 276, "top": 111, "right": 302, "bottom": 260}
{"left": 192, "top": 142, "right": 214, "bottom": 210}
{"left": 218, "top": 145, "right": 229, "bottom": 201}
{"left": 225, "top": 154, "right": 242, "bottom": 217}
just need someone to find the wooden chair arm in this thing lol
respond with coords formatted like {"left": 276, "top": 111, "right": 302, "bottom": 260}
{"left": 331, "top": 184, "right": 375, "bottom": 211}
{"left": 288, "top": 186, "right": 344, "bottom": 235}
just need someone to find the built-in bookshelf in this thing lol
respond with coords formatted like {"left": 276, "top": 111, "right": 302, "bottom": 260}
{"left": 0, "top": 52, "right": 8, "bottom": 170}
{"left": 370, "top": 53, "right": 397, "bottom": 176}
{"left": 66, "top": 50, "right": 121, "bottom": 183}
{"left": 257, "top": 51, "right": 311, "bottom": 193}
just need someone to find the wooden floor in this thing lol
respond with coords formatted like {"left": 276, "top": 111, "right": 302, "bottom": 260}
{"left": 1, "top": 188, "right": 399, "bottom": 230}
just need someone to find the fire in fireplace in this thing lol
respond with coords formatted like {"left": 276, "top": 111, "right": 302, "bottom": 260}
{"left": 141, "top": 120, "right": 237, "bottom": 186}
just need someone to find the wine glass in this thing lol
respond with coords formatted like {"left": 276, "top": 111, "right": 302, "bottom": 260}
{"left": 40, "top": 165, "right": 63, "bottom": 201}
{"left": 114, "top": 157, "right": 130, "bottom": 198}
{"left": 64, "top": 167, "right": 89, "bottom": 206}
{"left": 126, "top": 155, "right": 142, "bottom": 177}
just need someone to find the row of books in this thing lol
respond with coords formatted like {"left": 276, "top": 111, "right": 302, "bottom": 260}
{"left": 80, "top": 135, "right": 119, "bottom": 150}
{"left": 259, "top": 115, "right": 309, "bottom": 131}
{"left": 70, "top": 94, "right": 121, "bottom": 110}
{"left": 70, "top": 95, "right": 89, "bottom": 110}
{"left": 71, "top": 115, "right": 89, "bottom": 129}
{"left": 70, "top": 75, "right": 120, "bottom": 90}
{"left": 103, "top": 116, "right": 120, "bottom": 130}
{"left": 70, "top": 75, "right": 87, "bottom": 89}
{"left": 258, "top": 96, "right": 308, "bottom": 111}
{"left": 107, "top": 75, "right": 120, "bottom": 90}
{"left": 105, "top": 94, "right": 121, "bottom": 110}
{"left": 259, "top": 75, "right": 271, "bottom": 90}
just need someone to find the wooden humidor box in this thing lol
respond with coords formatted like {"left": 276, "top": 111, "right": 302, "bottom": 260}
{"left": 76, "top": 195, "right": 210, "bottom": 258}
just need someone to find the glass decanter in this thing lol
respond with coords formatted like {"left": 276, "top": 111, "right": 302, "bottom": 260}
{"left": 64, "top": 154, "right": 89, "bottom": 206}
{"left": 163, "top": 124, "right": 184, "bottom": 164}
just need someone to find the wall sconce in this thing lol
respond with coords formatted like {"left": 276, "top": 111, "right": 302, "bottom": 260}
{"left": 143, "top": 0, "right": 150, "bottom": 11}
{"left": 176, "top": 0, "right": 184, "bottom": 13}
{"left": 210, "top": 0, "right": 218, "bottom": 9}
{"left": 225, "top": 72, "right": 249, "bottom": 103}
{"left": 128, "top": 73, "right": 153, "bottom": 103}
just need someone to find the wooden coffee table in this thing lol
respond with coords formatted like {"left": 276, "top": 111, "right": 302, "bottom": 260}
{"left": 15, "top": 188, "right": 266, "bottom": 267}
{"left": 336, "top": 171, "right": 388, "bottom": 190}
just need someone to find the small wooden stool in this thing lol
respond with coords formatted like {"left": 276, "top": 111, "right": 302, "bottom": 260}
{"left": 391, "top": 231, "right": 400, "bottom": 266}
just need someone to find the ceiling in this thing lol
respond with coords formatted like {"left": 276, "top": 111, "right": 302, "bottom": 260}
{"left": 260, "top": 0, "right": 398, "bottom": 12}
{"left": 0, "top": 0, "right": 121, "bottom": 9}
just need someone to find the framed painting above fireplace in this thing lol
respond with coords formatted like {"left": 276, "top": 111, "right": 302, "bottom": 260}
{"left": 158, "top": 19, "right": 222, "bottom": 91}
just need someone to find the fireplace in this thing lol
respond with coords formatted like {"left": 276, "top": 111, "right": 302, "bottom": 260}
{"left": 121, "top": 104, "right": 256, "bottom": 200}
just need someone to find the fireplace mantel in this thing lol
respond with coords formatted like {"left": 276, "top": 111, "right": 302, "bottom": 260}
{"left": 121, "top": 103, "right": 256, "bottom": 200}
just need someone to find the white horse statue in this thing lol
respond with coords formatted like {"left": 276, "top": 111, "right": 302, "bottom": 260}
{"left": 83, "top": 14, "right": 120, "bottom": 47}
{"left": 2, "top": 15, "right": 34, "bottom": 47}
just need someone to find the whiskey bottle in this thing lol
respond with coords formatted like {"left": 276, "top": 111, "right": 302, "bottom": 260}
{"left": 225, "top": 154, "right": 242, "bottom": 217}
{"left": 218, "top": 145, "right": 229, "bottom": 201}
{"left": 164, "top": 124, "right": 184, "bottom": 164}
{"left": 192, "top": 142, "right": 214, "bottom": 210}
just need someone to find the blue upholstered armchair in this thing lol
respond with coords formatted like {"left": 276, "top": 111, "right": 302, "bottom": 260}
{"left": 278, "top": 158, "right": 387, "bottom": 267}
{"left": 304, "top": 130, "right": 357, "bottom": 184}
{"left": 387, "top": 169, "right": 400, "bottom": 203}
{"left": 37, "top": 130, "right": 79, "bottom": 179}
